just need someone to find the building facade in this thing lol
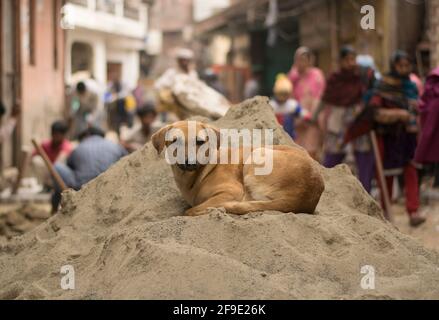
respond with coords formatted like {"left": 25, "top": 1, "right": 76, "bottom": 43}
{"left": 63, "top": 0, "right": 149, "bottom": 89}
{"left": 0, "top": 0, "right": 65, "bottom": 168}
{"left": 147, "top": 0, "right": 194, "bottom": 76}
{"left": 195, "top": 0, "right": 429, "bottom": 99}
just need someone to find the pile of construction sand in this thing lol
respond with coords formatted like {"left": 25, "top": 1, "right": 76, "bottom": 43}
{"left": 0, "top": 97, "right": 438, "bottom": 300}
{"left": 0, "top": 204, "right": 51, "bottom": 240}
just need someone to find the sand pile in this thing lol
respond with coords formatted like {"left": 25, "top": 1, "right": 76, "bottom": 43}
{"left": 173, "top": 74, "right": 230, "bottom": 119}
{"left": 1, "top": 97, "right": 439, "bottom": 300}
{"left": 0, "top": 204, "right": 51, "bottom": 240}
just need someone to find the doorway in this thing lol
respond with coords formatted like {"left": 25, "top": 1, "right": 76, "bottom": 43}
{"left": 71, "top": 42, "right": 94, "bottom": 75}
{"left": 107, "top": 62, "right": 123, "bottom": 83}
{"left": 0, "top": 0, "right": 21, "bottom": 169}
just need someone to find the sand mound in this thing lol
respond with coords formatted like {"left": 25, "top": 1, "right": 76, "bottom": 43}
{"left": 0, "top": 204, "right": 51, "bottom": 240}
{"left": 1, "top": 97, "right": 438, "bottom": 300}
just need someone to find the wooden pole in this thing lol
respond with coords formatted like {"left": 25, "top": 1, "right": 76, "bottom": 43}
{"left": 31, "top": 139, "right": 68, "bottom": 191}
{"left": 369, "top": 131, "right": 393, "bottom": 221}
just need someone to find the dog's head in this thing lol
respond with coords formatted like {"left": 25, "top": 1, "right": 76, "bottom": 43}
{"left": 151, "top": 121, "right": 220, "bottom": 172}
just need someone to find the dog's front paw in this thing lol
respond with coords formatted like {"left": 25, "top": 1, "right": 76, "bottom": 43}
{"left": 185, "top": 208, "right": 205, "bottom": 217}
{"left": 208, "top": 207, "right": 226, "bottom": 214}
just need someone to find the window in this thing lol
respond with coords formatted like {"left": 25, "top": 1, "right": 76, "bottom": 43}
{"left": 71, "top": 42, "right": 94, "bottom": 74}
{"left": 53, "top": 0, "right": 59, "bottom": 69}
{"left": 29, "top": 0, "right": 36, "bottom": 65}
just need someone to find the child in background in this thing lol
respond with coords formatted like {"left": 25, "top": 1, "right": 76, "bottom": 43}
{"left": 270, "top": 74, "right": 311, "bottom": 139}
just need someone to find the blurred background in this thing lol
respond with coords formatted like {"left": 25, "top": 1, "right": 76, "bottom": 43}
{"left": 0, "top": 0, "right": 436, "bottom": 167}
{"left": 0, "top": 0, "right": 438, "bottom": 246}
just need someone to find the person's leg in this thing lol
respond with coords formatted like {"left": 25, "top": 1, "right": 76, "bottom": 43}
{"left": 403, "top": 162, "right": 426, "bottom": 227}
{"left": 354, "top": 151, "right": 375, "bottom": 193}
{"left": 323, "top": 153, "right": 346, "bottom": 168}
{"left": 51, "top": 163, "right": 77, "bottom": 213}
{"left": 404, "top": 163, "right": 420, "bottom": 214}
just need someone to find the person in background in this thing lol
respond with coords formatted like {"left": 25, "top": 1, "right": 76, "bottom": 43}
{"left": 203, "top": 68, "right": 226, "bottom": 96}
{"left": 410, "top": 73, "right": 424, "bottom": 98}
{"left": 368, "top": 50, "right": 425, "bottom": 227}
{"left": 270, "top": 74, "right": 311, "bottom": 139}
{"left": 105, "top": 80, "right": 137, "bottom": 134}
{"left": 0, "top": 101, "right": 20, "bottom": 144}
{"left": 357, "top": 54, "right": 382, "bottom": 81}
{"left": 52, "top": 126, "right": 127, "bottom": 212}
{"left": 321, "top": 46, "right": 376, "bottom": 194}
{"left": 244, "top": 65, "right": 263, "bottom": 99}
{"left": 133, "top": 79, "right": 146, "bottom": 109}
{"left": 155, "top": 48, "right": 198, "bottom": 91}
{"left": 155, "top": 48, "right": 198, "bottom": 122}
{"left": 70, "top": 82, "right": 99, "bottom": 139}
{"left": 121, "top": 103, "right": 160, "bottom": 153}
{"left": 0, "top": 101, "right": 20, "bottom": 190}
{"left": 415, "top": 67, "right": 439, "bottom": 194}
{"left": 31, "top": 121, "right": 73, "bottom": 190}
{"left": 288, "top": 47, "right": 326, "bottom": 160}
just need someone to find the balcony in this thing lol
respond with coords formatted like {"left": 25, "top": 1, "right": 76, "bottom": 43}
{"left": 124, "top": 0, "right": 141, "bottom": 20}
{"left": 96, "top": 0, "right": 117, "bottom": 15}
{"left": 66, "top": 0, "right": 145, "bottom": 21}
{"left": 69, "top": 0, "right": 88, "bottom": 6}
{"left": 64, "top": 0, "right": 148, "bottom": 39}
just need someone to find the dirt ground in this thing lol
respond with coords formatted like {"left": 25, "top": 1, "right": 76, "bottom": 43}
{"left": 393, "top": 200, "right": 439, "bottom": 252}
{"left": 0, "top": 202, "right": 52, "bottom": 240}
{"left": 2, "top": 200, "right": 437, "bottom": 253}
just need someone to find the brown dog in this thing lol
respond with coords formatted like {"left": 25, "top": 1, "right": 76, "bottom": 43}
{"left": 152, "top": 121, "right": 324, "bottom": 216}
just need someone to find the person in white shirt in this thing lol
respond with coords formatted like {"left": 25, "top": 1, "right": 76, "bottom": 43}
{"left": 0, "top": 101, "right": 20, "bottom": 190}
{"left": 155, "top": 48, "right": 198, "bottom": 91}
{"left": 155, "top": 48, "right": 199, "bottom": 122}
{"left": 0, "top": 101, "right": 19, "bottom": 144}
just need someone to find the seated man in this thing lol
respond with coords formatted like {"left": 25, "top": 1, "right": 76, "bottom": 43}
{"left": 121, "top": 103, "right": 160, "bottom": 153}
{"left": 52, "top": 126, "right": 127, "bottom": 212}
{"left": 32, "top": 121, "right": 73, "bottom": 189}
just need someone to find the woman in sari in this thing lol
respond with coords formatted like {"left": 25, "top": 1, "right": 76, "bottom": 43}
{"left": 369, "top": 51, "right": 425, "bottom": 227}
{"left": 321, "top": 46, "right": 376, "bottom": 194}
{"left": 415, "top": 67, "right": 439, "bottom": 192}
{"left": 288, "top": 47, "right": 326, "bottom": 160}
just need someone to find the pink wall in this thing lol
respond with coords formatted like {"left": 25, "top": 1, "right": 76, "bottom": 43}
{"left": 20, "top": 0, "right": 65, "bottom": 148}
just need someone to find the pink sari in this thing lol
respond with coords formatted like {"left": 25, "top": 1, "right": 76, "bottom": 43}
{"left": 289, "top": 67, "right": 326, "bottom": 157}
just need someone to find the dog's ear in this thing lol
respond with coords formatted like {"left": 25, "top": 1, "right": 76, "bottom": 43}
{"left": 151, "top": 125, "right": 171, "bottom": 154}
{"left": 201, "top": 123, "right": 221, "bottom": 147}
